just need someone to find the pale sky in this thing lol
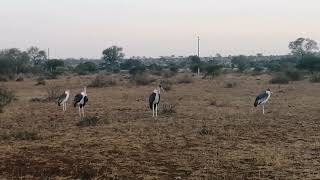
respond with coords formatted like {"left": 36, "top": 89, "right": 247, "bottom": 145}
{"left": 1, "top": 0, "right": 320, "bottom": 58}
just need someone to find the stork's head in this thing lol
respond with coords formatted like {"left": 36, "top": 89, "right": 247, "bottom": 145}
{"left": 83, "top": 86, "right": 87, "bottom": 93}
{"left": 158, "top": 84, "right": 165, "bottom": 93}
{"left": 65, "top": 90, "right": 70, "bottom": 94}
{"left": 266, "top": 88, "right": 272, "bottom": 94}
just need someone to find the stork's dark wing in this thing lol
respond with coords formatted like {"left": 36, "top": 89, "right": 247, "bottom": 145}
{"left": 74, "top": 94, "right": 83, "bottom": 107}
{"left": 254, "top": 91, "right": 268, "bottom": 107}
{"left": 149, "top": 93, "right": 156, "bottom": 109}
{"left": 83, "top": 96, "right": 88, "bottom": 106}
{"left": 57, "top": 93, "right": 67, "bottom": 106}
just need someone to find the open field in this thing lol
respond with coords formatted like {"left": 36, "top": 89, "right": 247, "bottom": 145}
{"left": 1, "top": 73, "right": 320, "bottom": 179}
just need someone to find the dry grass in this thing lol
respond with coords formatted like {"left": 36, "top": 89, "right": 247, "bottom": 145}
{"left": 0, "top": 74, "right": 320, "bottom": 179}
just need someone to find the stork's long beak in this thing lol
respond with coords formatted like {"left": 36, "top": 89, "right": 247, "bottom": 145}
{"left": 160, "top": 87, "right": 165, "bottom": 93}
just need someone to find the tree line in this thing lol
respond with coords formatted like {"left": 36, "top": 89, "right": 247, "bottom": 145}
{"left": 1, "top": 37, "right": 320, "bottom": 81}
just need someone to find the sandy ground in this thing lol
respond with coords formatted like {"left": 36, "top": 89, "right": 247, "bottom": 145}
{"left": 0, "top": 73, "right": 320, "bottom": 179}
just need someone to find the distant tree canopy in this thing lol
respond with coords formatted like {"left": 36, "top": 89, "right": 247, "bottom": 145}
{"left": 231, "top": 55, "right": 251, "bottom": 72}
{"left": 45, "top": 59, "right": 64, "bottom": 72}
{"left": 297, "top": 55, "right": 320, "bottom": 72}
{"left": 101, "top": 46, "right": 125, "bottom": 72}
{"left": 189, "top": 55, "right": 201, "bottom": 73}
{"left": 75, "top": 62, "right": 98, "bottom": 75}
{"left": 289, "top": 38, "right": 319, "bottom": 61}
{"left": 27, "top": 46, "right": 47, "bottom": 66}
{"left": 120, "top": 59, "right": 143, "bottom": 70}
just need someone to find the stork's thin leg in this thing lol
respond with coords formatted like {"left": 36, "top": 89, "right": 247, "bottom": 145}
{"left": 79, "top": 106, "right": 81, "bottom": 117}
{"left": 82, "top": 107, "right": 85, "bottom": 117}
{"left": 156, "top": 104, "right": 158, "bottom": 117}
{"left": 263, "top": 105, "right": 265, "bottom": 115}
{"left": 152, "top": 105, "right": 154, "bottom": 117}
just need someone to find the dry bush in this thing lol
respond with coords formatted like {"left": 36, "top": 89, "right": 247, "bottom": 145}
{"left": 269, "top": 74, "right": 289, "bottom": 84}
{"left": 209, "top": 99, "right": 226, "bottom": 107}
{"left": 0, "top": 87, "right": 15, "bottom": 113}
{"left": 46, "top": 86, "right": 64, "bottom": 101}
{"left": 162, "top": 70, "right": 176, "bottom": 78}
{"left": 199, "top": 125, "right": 213, "bottom": 136}
{"left": 130, "top": 73, "right": 155, "bottom": 86}
{"left": 0, "top": 130, "right": 39, "bottom": 141}
{"left": 310, "top": 73, "right": 320, "bottom": 83}
{"left": 76, "top": 116, "right": 100, "bottom": 127}
{"left": 15, "top": 76, "right": 24, "bottom": 82}
{"left": 177, "top": 74, "right": 193, "bottom": 84}
{"left": 285, "top": 69, "right": 303, "bottom": 81}
{"left": 225, "top": 82, "right": 237, "bottom": 88}
{"left": 35, "top": 77, "right": 46, "bottom": 86}
{"left": 162, "top": 103, "right": 177, "bottom": 114}
{"left": 0, "top": 76, "right": 8, "bottom": 82}
{"left": 30, "top": 97, "right": 47, "bottom": 102}
{"left": 89, "top": 74, "right": 117, "bottom": 88}
{"left": 160, "top": 79, "right": 173, "bottom": 91}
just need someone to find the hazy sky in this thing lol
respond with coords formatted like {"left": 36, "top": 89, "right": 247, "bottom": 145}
{"left": 1, "top": 0, "right": 320, "bottom": 58}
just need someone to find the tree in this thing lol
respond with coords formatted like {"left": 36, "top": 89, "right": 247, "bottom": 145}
{"left": 45, "top": 59, "right": 64, "bottom": 72}
{"left": 289, "top": 38, "right": 319, "bottom": 61}
{"left": 231, "top": 55, "right": 250, "bottom": 72}
{"left": 75, "top": 62, "right": 98, "bottom": 75}
{"left": 27, "top": 46, "right": 47, "bottom": 66}
{"left": 102, "top": 46, "right": 125, "bottom": 72}
{"left": 189, "top": 55, "right": 201, "bottom": 73}
{"left": 0, "top": 48, "right": 30, "bottom": 74}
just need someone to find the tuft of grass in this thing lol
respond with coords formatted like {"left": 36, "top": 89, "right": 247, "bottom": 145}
{"left": 199, "top": 126, "right": 213, "bottom": 136}
{"left": 0, "top": 87, "right": 15, "bottom": 113}
{"left": 0, "top": 130, "right": 39, "bottom": 140}
{"left": 35, "top": 77, "right": 46, "bottom": 86}
{"left": 310, "top": 73, "right": 320, "bottom": 83}
{"left": 162, "top": 103, "right": 177, "bottom": 114}
{"left": 225, "top": 82, "right": 237, "bottom": 88}
{"left": 177, "top": 74, "right": 193, "bottom": 84}
{"left": 269, "top": 74, "right": 289, "bottom": 84}
{"left": 76, "top": 116, "right": 100, "bottom": 127}
{"left": 89, "top": 74, "right": 117, "bottom": 88}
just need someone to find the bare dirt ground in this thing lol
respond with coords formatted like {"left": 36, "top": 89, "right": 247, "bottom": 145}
{"left": 1, "top": 73, "right": 320, "bottom": 179}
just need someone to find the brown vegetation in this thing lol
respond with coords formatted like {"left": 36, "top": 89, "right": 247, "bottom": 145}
{"left": 0, "top": 74, "right": 320, "bottom": 179}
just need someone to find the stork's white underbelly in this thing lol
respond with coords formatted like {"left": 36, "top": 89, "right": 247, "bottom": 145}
{"left": 153, "top": 94, "right": 160, "bottom": 104}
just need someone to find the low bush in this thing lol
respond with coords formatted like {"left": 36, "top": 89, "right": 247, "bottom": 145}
{"left": 89, "top": 74, "right": 117, "bottom": 88}
{"left": 76, "top": 116, "right": 100, "bottom": 127}
{"left": 0, "top": 130, "right": 39, "bottom": 140}
{"left": 310, "top": 73, "right": 320, "bottom": 83}
{"left": 162, "top": 103, "right": 177, "bottom": 114}
{"left": 160, "top": 79, "right": 173, "bottom": 91}
{"left": 177, "top": 74, "right": 193, "bottom": 84}
{"left": 130, "top": 73, "right": 155, "bottom": 86}
{"left": 225, "top": 82, "right": 237, "bottom": 88}
{"left": 269, "top": 74, "right": 289, "bottom": 84}
{"left": 47, "top": 86, "right": 64, "bottom": 101}
{"left": 35, "top": 77, "right": 46, "bottom": 86}
{"left": 15, "top": 76, "right": 24, "bottom": 82}
{"left": 285, "top": 69, "right": 303, "bottom": 81}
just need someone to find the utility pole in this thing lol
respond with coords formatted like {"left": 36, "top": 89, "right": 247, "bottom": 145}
{"left": 197, "top": 36, "right": 200, "bottom": 76}
{"left": 47, "top": 48, "right": 50, "bottom": 60}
